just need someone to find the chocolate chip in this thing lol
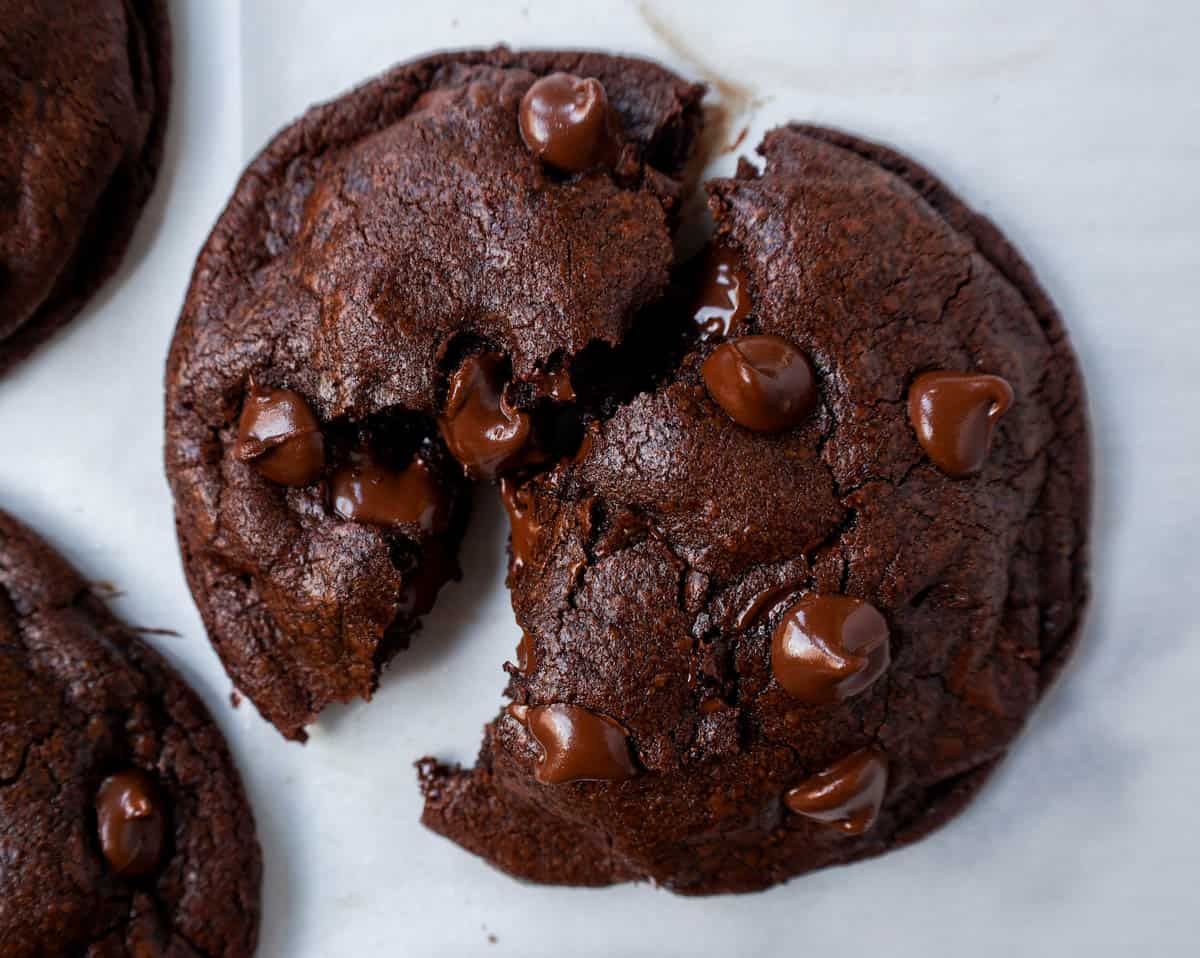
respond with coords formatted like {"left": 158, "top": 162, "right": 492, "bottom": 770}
{"left": 396, "top": 542, "right": 457, "bottom": 618}
{"left": 771, "top": 595, "right": 890, "bottom": 703}
{"left": 500, "top": 477, "right": 541, "bottom": 576}
{"left": 518, "top": 73, "right": 618, "bottom": 174}
{"left": 527, "top": 366, "right": 576, "bottom": 403}
{"left": 234, "top": 381, "right": 325, "bottom": 486}
{"left": 439, "top": 353, "right": 536, "bottom": 480}
{"left": 784, "top": 747, "right": 888, "bottom": 835}
{"left": 331, "top": 453, "right": 449, "bottom": 534}
{"left": 508, "top": 703, "right": 637, "bottom": 784}
{"left": 908, "top": 371, "right": 1014, "bottom": 477}
{"left": 95, "top": 769, "right": 167, "bottom": 877}
{"left": 701, "top": 334, "right": 817, "bottom": 433}
{"left": 691, "top": 244, "right": 751, "bottom": 341}
{"left": 733, "top": 581, "right": 800, "bottom": 632}
{"left": 515, "top": 631, "right": 536, "bottom": 673}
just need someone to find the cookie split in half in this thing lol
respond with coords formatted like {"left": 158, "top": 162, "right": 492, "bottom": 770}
{"left": 165, "top": 48, "right": 1089, "bottom": 894}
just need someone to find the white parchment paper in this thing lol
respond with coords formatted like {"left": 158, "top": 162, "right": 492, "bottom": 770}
{"left": 2, "top": 0, "right": 1198, "bottom": 954}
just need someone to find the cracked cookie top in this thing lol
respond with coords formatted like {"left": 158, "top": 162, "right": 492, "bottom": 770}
{"left": 0, "top": 0, "right": 170, "bottom": 373}
{"left": 0, "top": 510, "right": 260, "bottom": 956}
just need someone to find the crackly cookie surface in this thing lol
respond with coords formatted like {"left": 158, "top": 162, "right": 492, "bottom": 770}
{"left": 419, "top": 126, "right": 1090, "bottom": 893}
{"left": 0, "top": 0, "right": 170, "bottom": 373}
{"left": 165, "top": 48, "right": 703, "bottom": 740}
{"left": 0, "top": 510, "right": 260, "bottom": 955}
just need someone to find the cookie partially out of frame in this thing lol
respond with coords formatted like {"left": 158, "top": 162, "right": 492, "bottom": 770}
{"left": 0, "top": 0, "right": 171, "bottom": 373}
{"left": 0, "top": 510, "right": 260, "bottom": 955}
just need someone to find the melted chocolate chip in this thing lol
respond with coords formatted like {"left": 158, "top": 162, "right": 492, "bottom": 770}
{"left": 95, "top": 769, "right": 167, "bottom": 877}
{"left": 331, "top": 453, "right": 448, "bottom": 534}
{"left": 784, "top": 747, "right": 888, "bottom": 835}
{"left": 771, "top": 595, "right": 890, "bottom": 703}
{"left": 515, "top": 631, "right": 536, "bottom": 673}
{"left": 397, "top": 542, "right": 457, "bottom": 618}
{"left": 518, "top": 73, "right": 618, "bottom": 173}
{"left": 439, "top": 353, "right": 535, "bottom": 480}
{"left": 733, "top": 581, "right": 801, "bottom": 632}
{"left": 500, "top": 477, "right": 542, "bottom": 577}
{"left": 508, "top": 703, "right": 637, "bottom": 784}
{"left": 908, "top": 371, "right": 1014, "bottom": 477}
{"left": 528, "top": 367, "right": 576, "bottom": 403}
{"left": 234, "top": 382, "right": 324, "bottom": 486}
{"left": 691, "top": 244, "right": 751, "bottom": 341}
{"left": 701, "top": 335, "right": 818, "bottom": 433}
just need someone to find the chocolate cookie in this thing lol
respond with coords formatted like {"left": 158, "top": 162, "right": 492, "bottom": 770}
{"left": 165, "top": 49, "right": 703, "bottom": 739}
{"left": 0, "top": 0, "right": 171, "bottom": 373}
{"left": 0, "top": 510, "right": 260, "bottom": 953}
{"left": 418, "top": 126, "right": 1090, "bottom": 893}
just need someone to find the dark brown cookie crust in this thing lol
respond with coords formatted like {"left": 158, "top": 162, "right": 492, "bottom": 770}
{"left": 0, "top": 0, "right": 171, "bottom": 374}
{"left": 419, "top": 125, "right": 1091, "bottom": 893}
{"left": 0, "top": 510, "right": 260, "bottom": 955}
{"left": 165, "top": 48, "right": 704, "bottom": 740}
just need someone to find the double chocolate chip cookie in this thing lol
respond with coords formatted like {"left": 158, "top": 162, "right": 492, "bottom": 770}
{"left": 0, "top": 0, "right": 171, "bottom": 373}
{"left": 0, "top": 510, "right": 260, "bottom": 954}
{"left": 166, "top": 47, "right": 1089, "bottom": 894}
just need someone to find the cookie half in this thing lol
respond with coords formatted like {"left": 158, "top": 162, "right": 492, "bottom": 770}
{"left": 165, "top": 48, "right": 703, "bottom": 740}
{"left": 419, "top": 126, "right": 1091, "bottom": 893}
{"left": 0, "top": 0, "right": 171, "bottom": 372}
{"left": 0, "top": 510, "right": 261, "bottom": 953}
